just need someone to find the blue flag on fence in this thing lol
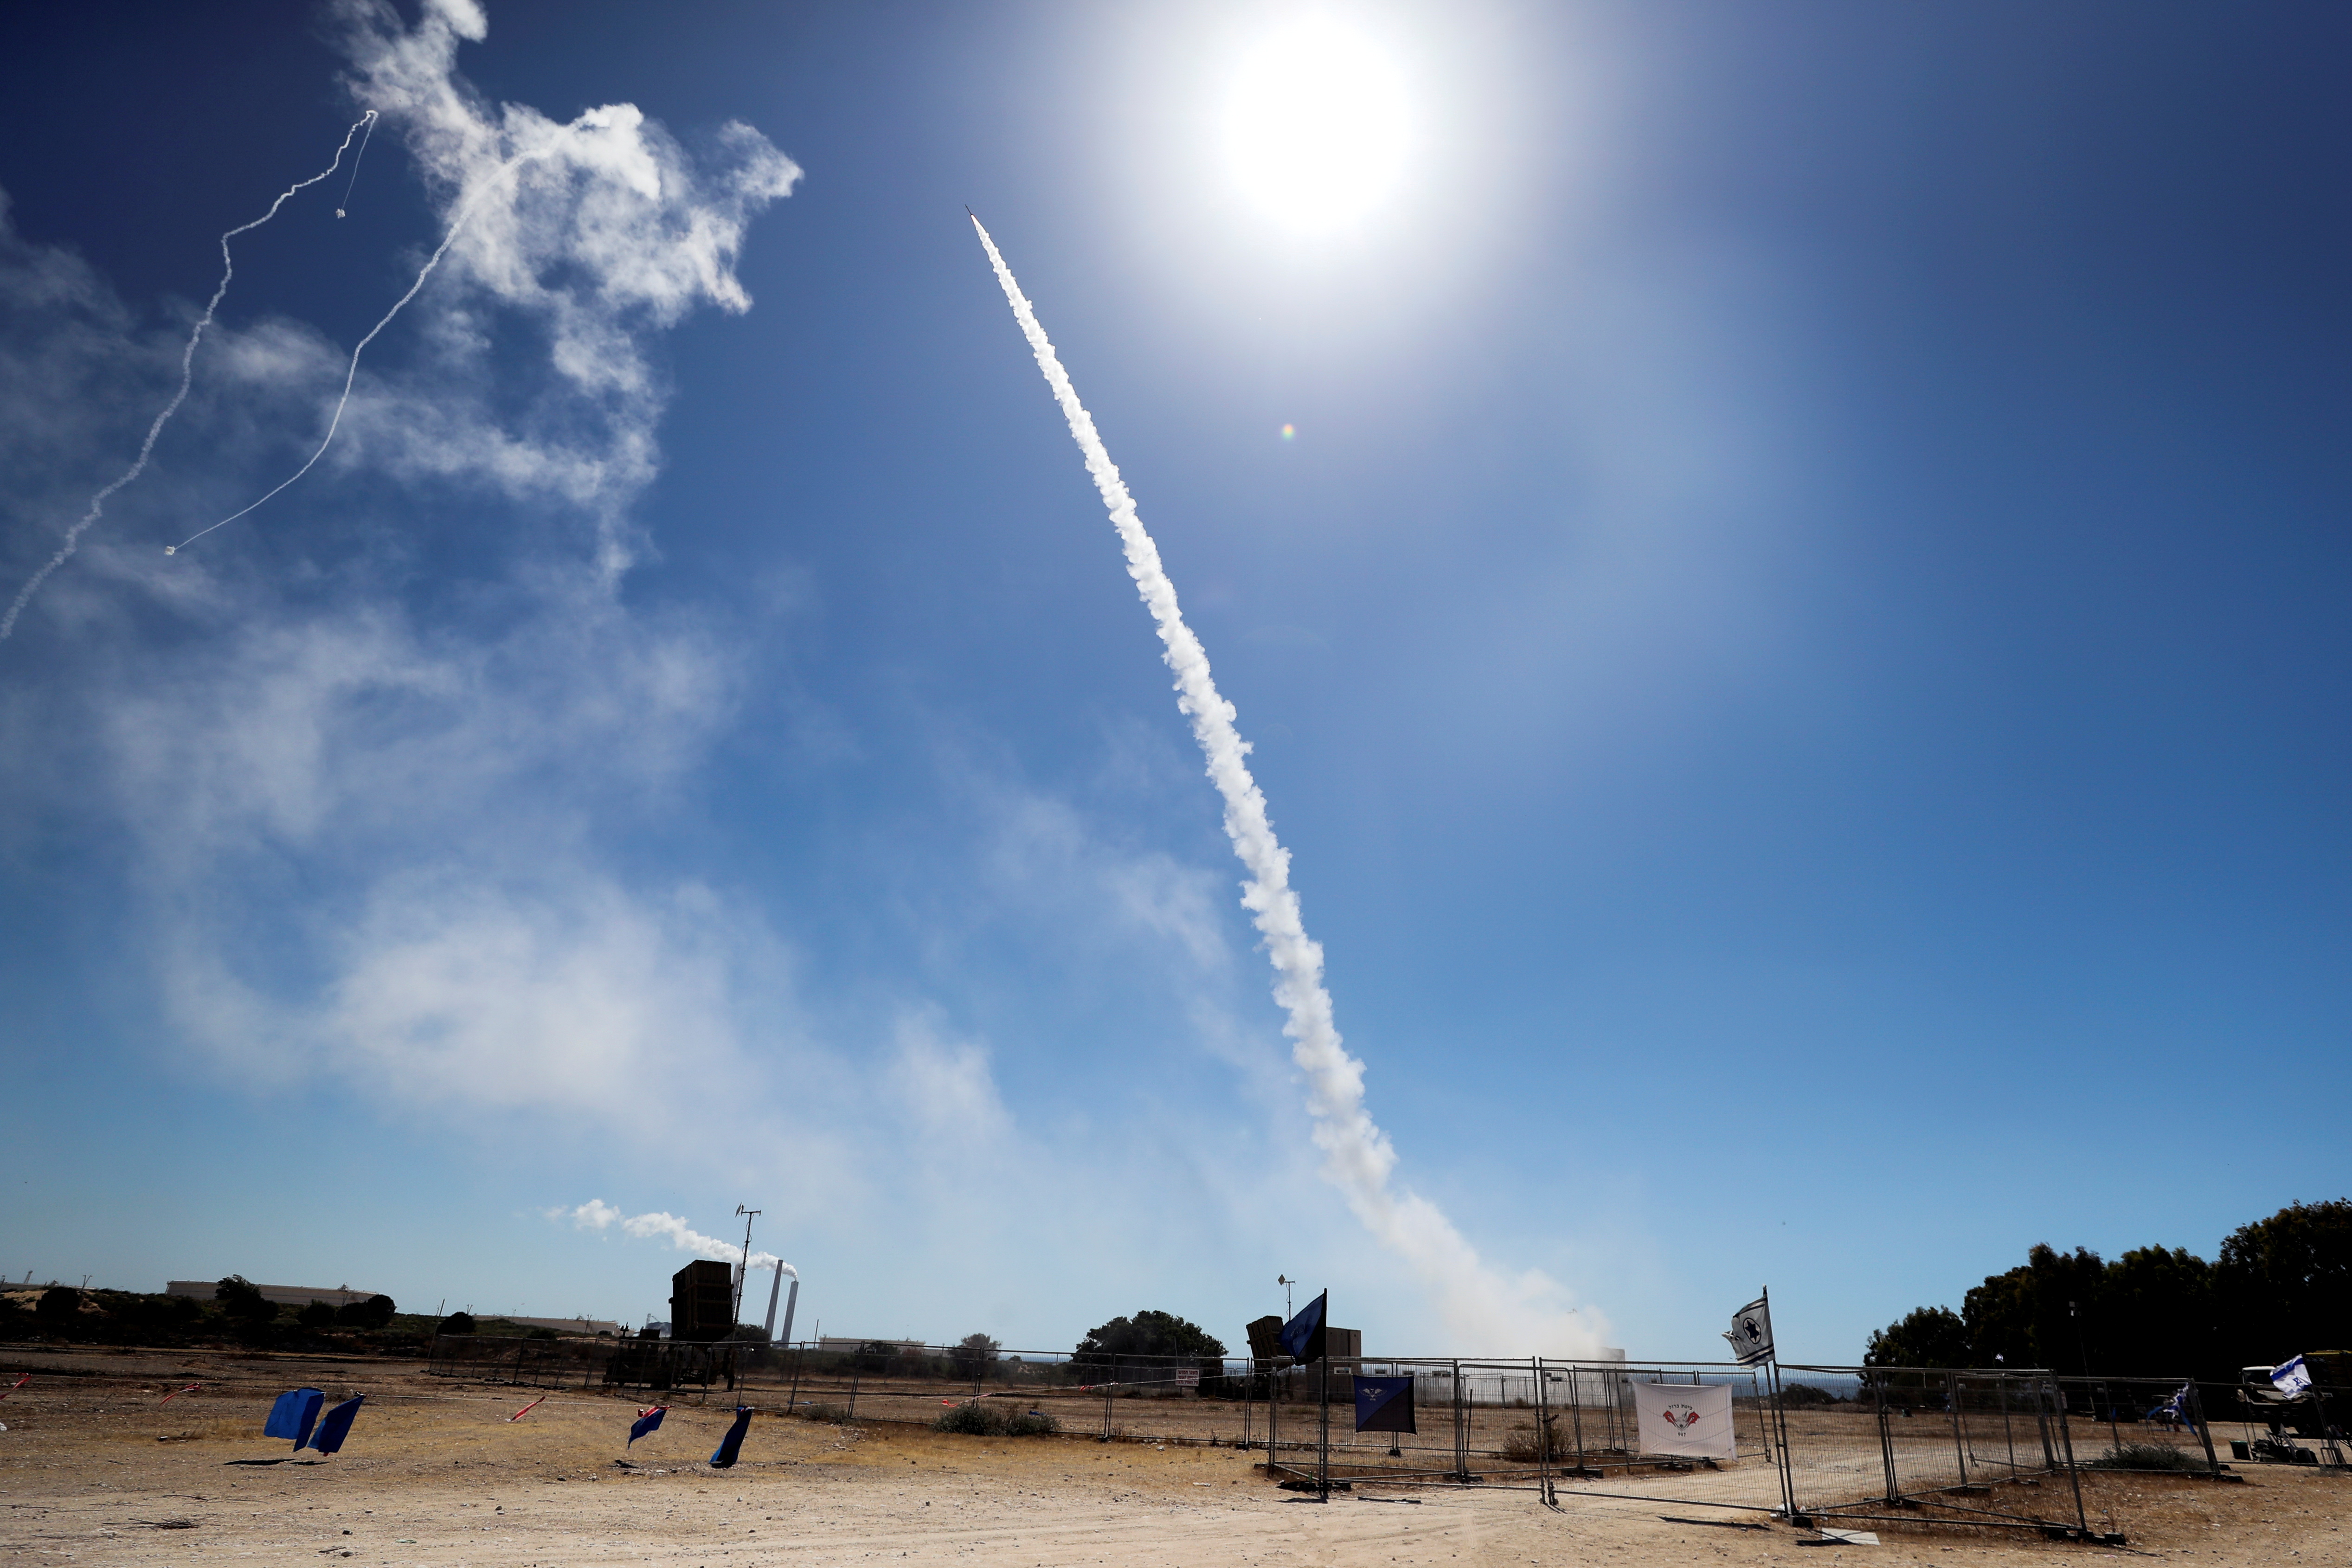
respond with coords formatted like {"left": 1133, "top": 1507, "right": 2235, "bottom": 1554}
{"left": 1278, "top": 1291, "right": 1327, "bottom": 1363}
{"left": 307, "top": 1395, "right": 364, "bottom": 1455}
{"left": 629, "top": 1406, "right": 667, "bottom": 1447}
{"left": 710, "top": 1405, "right": 753, "bottom": 1469}
{"left": 1354, "top": 1375, "right": 1416, "bottom": 1435}
{"left": 263, "top": 1388, "right": 325, "bottom": 1448}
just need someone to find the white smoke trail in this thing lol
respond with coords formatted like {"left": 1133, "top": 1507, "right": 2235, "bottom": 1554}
{"left": 970, "top": 216, "right": 1605, "bottom": 1354}
{"left": 168, "top": 128, "right": 564, "bottom": 556}
{"left": 560, "top": 1198, "right": 796, "bottom": 1276}
{"left": 334, "top": 111, "right": 377, "bottom": 218}
{"left": 0, "top": 113, "right": 377, "bottom": 642}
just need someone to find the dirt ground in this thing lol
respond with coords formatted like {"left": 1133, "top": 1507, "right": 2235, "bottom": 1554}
{"left": 1, "top": 1348, "right": 2344, "bottom": 1567}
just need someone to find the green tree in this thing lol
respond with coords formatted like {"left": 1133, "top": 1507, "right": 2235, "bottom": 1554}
{"left": 1071, "top": 1311, "right": 1226, "bottom": 1383}
{"left": 438, "top": 1311, "right": 477, "bottom": 1336}
{"left": 2101, "top": 1246, "right": 2216, "bottom": 1375}
{"left": 1959, "top": 1245, "right": 2108, "bottom": 1372}
{"left": 298, "top": 1300, "right": 338, "bottom": 1330}
{"left": 1864, "top": 1305, "right": 1970, "bottom": 1368}
{"left": 336, "top": 1294, "right": 397, "bottom": 1331}
{"left": 2216, "top": 1199, "right": 2352, "bottom": 1364}
{"left": 35, "top": 1286, "right": 81, "bottom": 1334}
{"left": 952, "top": 1333, "right": 1002, "bottom": 1379}
{"left": 214, "top": 1275, "right": 278, "bottom": 1326}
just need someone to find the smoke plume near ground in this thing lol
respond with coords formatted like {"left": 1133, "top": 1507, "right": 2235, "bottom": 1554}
{"left": 562, "top": 1199, "right": 795, "bottom": 1276}
{"left": 970, "top": 216, "right": 1606, "bottom": 1354}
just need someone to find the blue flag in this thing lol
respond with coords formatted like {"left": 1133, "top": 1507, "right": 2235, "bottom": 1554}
{"left": 263, "top": 1388, "right": 325, "bottom": 1447}
{"left": 709, "top": 1405, "right": 753, "bottom": 1469}
{"left": 1354, "top": 1375, "right": 1416, "bottom": 1434}
{"left": 1278, "top": 1291, "right": 1327, "bottom": 1362}
{"left": 307, "top": 1395, "right": 364, "bottom": 1455}
{"left": 628, "top": 1406, "right": 667, "bottom": 1447}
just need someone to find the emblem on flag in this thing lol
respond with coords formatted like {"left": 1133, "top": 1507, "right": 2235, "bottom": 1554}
{"left": 1722, "top": 1297, "right": 1774, "bottom": 1366}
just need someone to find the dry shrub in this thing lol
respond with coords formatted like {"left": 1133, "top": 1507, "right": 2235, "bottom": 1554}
{"left": 935, "top": 1402, "right": 1059, "bottom": 1437}
{"left": 1500, "top": 1420, "right": 1574, "bottom": 1463}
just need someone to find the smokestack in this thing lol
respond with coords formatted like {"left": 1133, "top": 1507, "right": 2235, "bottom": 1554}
{"left": 762, "top": 1260, "right": 786, "bottom": 1339}
{"left": 777, "top": 1276, "right": 798, "bottom": 1346}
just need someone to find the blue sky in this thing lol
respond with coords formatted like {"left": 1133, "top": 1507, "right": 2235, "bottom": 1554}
{"left": 0, "top": 0, "right": 2345, "bottom": 1362}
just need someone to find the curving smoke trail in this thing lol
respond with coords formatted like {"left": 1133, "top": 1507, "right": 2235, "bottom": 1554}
{"left": 167, "top": 129, "right": 564, "bottom": 556}
{"left": 0, "top": 112, "right": 377, "bottom": 643}
{"left": 970, "top": 215, "right": 1604, "bottom": 1353}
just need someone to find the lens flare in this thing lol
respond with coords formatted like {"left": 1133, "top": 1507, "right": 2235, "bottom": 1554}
{"left": 1280, "top": 423, "right": 1296, "bottom": 441}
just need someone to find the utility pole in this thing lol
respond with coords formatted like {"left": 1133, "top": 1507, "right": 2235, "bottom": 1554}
{"left": 733, "top": 1205, "right": 762, "bottom": 1329}
{"left": 1278, "top": 1275, "right": 1294, "bottom": 1317}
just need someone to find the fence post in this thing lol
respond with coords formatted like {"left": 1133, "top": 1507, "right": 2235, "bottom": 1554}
{"left": 1995, "top": 1371, "right": 2017, "bottom": 1473}
{"left": 846, "top": 1360, "right": 861, "bottom": 1421}
{"left": 2046, "top": 1379, "right": 2089, "bottom": 1535}
{"left": 1317, "top": 1354, "right": 1330, "bottom": 1498}
{"left": 2033, "top": 1375, "right": 2058, "bottom": 1471}
{"left": 1870, "top": 1370, "right": 1900, "bottom": 1504}
{"left": 1946, "top": 1370, "right": 1970, "bottom": 1487}
{"left": 1534, "top": 1358, "right": 1551, "bottom": 1503}
{"left": 1765, "top": 1360, "right": 1799, "bottom": 1521}
{"left": 1569, "top": 1362, "right": 1587, "bottom": 1475}
{"left": 1452, "top": 1359, "right": 1466, "bottom": 1481}
{"left": 786, "top": 1344, "right": 803, "bottom": 1414}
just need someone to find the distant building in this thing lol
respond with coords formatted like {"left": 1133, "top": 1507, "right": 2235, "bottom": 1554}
{"left": 166, "top": 1281, "right": 379, "bottom": 1309}
{"left": 669, "top": 1260, "right": 736, "bottom": 1343}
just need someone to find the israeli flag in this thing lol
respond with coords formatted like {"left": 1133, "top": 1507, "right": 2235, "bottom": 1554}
{"left": 2272, "top": 1356, "right": 2313, "bottom": 1398}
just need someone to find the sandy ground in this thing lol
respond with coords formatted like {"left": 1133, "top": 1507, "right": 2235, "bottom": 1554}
{"left": 0, "top": 1350, "right": 2344, "bottom": 1567}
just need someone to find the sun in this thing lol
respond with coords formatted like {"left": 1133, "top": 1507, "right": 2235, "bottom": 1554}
{"left": 1224, "top": 20, "right": 1412, "bottom": 234}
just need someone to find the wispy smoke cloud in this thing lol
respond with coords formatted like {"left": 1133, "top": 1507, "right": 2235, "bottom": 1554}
{"left": 164, "top": 0, "right": 801, "bottom": 560}
{"left": 330, "top": 0, "right": 799, "bottom": 577}
{"left": 1, "top": 2, "right": 800, "bottom": 1138}
{"left": 970, "top": 216, "right": 1607, "bottom": 1354}
{"left": 562, "top": 1199, "right": 795, "bottom": 1276}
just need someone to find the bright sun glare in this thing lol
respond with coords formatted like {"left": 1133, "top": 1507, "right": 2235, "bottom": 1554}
{"left": 1225, "top": 20, "right": 1411, "bottom": 233}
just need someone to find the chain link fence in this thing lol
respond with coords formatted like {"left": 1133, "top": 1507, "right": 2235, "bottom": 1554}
{"left": 430, "top": 1337, "right": 2294, "bottom": 1539}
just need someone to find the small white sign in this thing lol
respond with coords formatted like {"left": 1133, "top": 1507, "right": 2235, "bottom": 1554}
{"left": 1176, "top": 1367, "right": 1201, "bottom": 1388}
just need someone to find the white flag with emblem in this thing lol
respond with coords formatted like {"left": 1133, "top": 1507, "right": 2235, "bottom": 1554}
{"left": 1633, "top": 1381, "right": 1736, "bottom": 1459}
{"left": 1723, "top": 1297, "right": 1773, "bottom": 1365}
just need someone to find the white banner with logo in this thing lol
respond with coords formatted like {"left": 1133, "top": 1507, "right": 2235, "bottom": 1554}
{"left": 1632, "top": 1381, "right": 1737, "bottom": 1459}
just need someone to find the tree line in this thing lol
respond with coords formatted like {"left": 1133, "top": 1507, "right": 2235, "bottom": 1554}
{"left": 1863, "top": 1199, "right": 2350, "bottom": 1379}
